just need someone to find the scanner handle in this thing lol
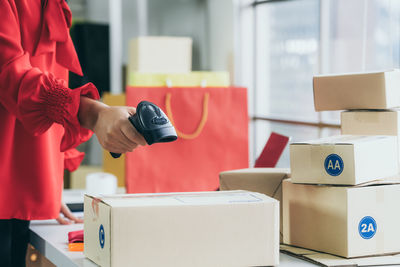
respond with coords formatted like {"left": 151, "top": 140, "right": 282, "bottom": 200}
{"left": 110, "top": 152, "right": 122, "bottom": 158}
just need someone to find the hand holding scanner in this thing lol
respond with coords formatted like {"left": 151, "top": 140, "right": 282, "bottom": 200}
{"left": 110, "top": 101, "right": 178, "bottom": 158}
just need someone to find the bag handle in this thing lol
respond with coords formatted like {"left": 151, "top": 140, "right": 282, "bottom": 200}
{"left": 165, "top": 92, "right": 210, "bottom": 139}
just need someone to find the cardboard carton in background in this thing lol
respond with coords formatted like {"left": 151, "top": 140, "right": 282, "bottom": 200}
{"left": 69, "top": 165, "right": 103, "bottom": 189}
{"left": 290, "top": 135, "right": 399, "bottom": 185}
{"left": 219, "top": 168, "right": 289, "bottom": 242}
{"left": 313, "top": 70, "right": 400, "bottom": 111}
{"left": 128, "top": 36, "right": 192, "bottom": 73}
{"left": 341, "top": 110, "right": 400, "bottom": 160}
{"left": 283, "top": 179, "right": 400, "bottom": 258}
{"left": 84, "top": 191, "right": 279, "bottom": 267}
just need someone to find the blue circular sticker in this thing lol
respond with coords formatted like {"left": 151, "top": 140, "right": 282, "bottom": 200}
{"left": 324, "top": 154, "right": 344, "bottom": 176}
{"left": 99, "top": 224, "right": 105, "bottom": 248}
{"left": 358, "top": 216, "right": 377, "bottom": 239}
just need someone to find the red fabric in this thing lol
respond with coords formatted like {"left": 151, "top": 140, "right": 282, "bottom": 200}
{"left": 64, "top": 149, "right": 85, "bottom": 172}
{"left": 126, "top": 86, "right": 249, "bottom": 193}
{"left": 68, "top": 229, "right": 84, "bottom": 243}
{"left": 254, "top": 132, "right": 289, "bottom": 168}
{"left": 0, "top": 0, "right": 99, "bottom": 220}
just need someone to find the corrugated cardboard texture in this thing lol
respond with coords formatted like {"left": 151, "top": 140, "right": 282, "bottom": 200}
{"left": 84, "top": 195, "right": 111, "bottom": 266}
{"left": 290, "top": 135, "right": 399, "bottom": 185}
{"left": 281, "top": 244, "right": 400, "bottom": 267}
{"left": 283, "top": 180, "right": 400, "bottom": 258}
{"left": 84, "top": 191, "right": 279, "bottom": 267}
{"left": 313, "top": 70, "right": 400, "bottom": 111}
{"left": 219, "top": 168, "right": 289, "bottom": 242}
{"left": 341, "top": 110, "right": 400, "bottom": 162}
{"left": 341, "top": 110, "right": 400, "bottom": 136}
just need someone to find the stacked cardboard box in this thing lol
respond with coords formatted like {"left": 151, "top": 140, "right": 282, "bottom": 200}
{"left": 84, "top": 191, "right": 279, "bottom": 266}
{"left": 284, "top": 70, "right": 400, "bottom": 258}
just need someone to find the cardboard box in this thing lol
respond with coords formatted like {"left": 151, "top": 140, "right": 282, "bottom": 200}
{"left": 280, "top": 244, "right": 400, "bottom": 267}
{"left": 127, "top": 71, "right": 230, "bottom": 87}
{"left": 102, "top": 93, "right": 126, "bottom": 187}
{"left": 128, "top": 36, "right": 192, "bottom": 73}
{"left": 283, "top": 179, "right": 400, "bottom": 258}
{"left": 313, "top": 69, "right": 400, "bottom": 111}
{"left": 341, "top": 110, "right": 400, "bottom": 160}
{"left": 84, "top": 191, "right": 279, "bottom": 267}
{"left": 219, "top": 168, "right": 290, "bottom": 242}
{"left": 70, "top": 165, "right": 103, "bottom": 189}
{"left": 290, "top": 135, "right": 399, "bottom": 185}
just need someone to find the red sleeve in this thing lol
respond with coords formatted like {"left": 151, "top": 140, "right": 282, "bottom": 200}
{"left": 0, "top": 0, "right": 99, "bottom": 151}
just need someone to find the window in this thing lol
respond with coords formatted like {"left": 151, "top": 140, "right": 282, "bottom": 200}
{"left": 235, "top": 0, "right": 400, "bottom": 167}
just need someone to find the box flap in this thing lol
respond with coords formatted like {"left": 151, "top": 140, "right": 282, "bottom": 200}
{"left": 313, "top": 69, "right": 398, "bottom": 78}
{"left": 291, "top": 135, "right": 391, "bottom": 145}
{"left": 85, "top": 191, "right": 275, "bottom": 207}
{"left": 220, "top": 168, "right": 290, "bottom": 175}
{"left": 287, "top": 175, "right": 400, "bottom": 188}
{"left": 281, "top": 244, "right": 400, "bottom": 267}
{"left": 342, "top": 109, "right": 400, "bottom": 113}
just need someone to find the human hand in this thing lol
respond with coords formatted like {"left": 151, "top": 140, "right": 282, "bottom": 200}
{"left": 56, "top": 203, "right": 83, "bottom": 225}
{"left": 93, "top": 106, "right": 147, "bottom": 154}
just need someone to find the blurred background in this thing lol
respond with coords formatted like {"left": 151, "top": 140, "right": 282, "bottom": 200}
{"left": 65, "top": 0, "right": 400, "bottom": 175}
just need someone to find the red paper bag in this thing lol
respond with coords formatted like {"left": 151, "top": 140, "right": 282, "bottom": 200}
{"left": 126, "top": 86, "right": 249, "bottom": 193}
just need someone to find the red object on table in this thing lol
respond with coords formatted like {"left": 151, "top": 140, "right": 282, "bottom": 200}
{"left": 254, "top": 132, "right": 289, "bottom": 168}
{"left": 68, "top": 229, "right": 84, "bottom": 243}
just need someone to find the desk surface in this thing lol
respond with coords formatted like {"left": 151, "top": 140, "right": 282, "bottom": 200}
{"left": 29, "top": 189, "right": 316, "bottom": 266}
{"left": 29, "top": 220, "right": 317, "bottom": 267}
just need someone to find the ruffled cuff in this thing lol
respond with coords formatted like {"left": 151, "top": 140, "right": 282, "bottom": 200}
{"left": 64, "top": 148, "right": 85, "bottom": 172}
{"left": 18, "top": 72, "right": 100, "bottom": 151}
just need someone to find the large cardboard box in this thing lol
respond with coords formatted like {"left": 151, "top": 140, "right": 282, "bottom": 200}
{"left": 313, "top": 69, "right": 400, "bottom": 111}
{"left": 219, "top": 168, "right": 289, "bottom": 242}
{"left": 84, "top": 191, "right": 279, "bottom": 267}
{"left": 341, "top": 110, "right": 400, "bottom": 160}
{"left": 280, "top": 244, "right": 400, "bottom": 266}
{"left": 290, "top": 135, "right": 399, "bottom": 185}
{"left": 283, "top": 179, "right": 400, "bottom": 258}
{"left": 128, "top": 36, "right": 192, "bottom": 73}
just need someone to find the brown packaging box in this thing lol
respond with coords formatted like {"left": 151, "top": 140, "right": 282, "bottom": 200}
{"left": 290, "top": 135, "right": 399, "bottom": 185}
{"left": 313, "top": 70, "right": 400, "bottom": 111}
{"left": 283, "top": 179, "right": 400, "bottom": 258}
{"left": 84, "top": 190, "right": 279, "bottom": 267}
{"left": 219, "top": 168, "right": 289, "bottom": 242}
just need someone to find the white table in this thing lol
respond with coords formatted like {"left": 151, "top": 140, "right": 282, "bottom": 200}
{"left": 29, "top": 189, "right": 317, "bottom": 266}
{"left": 29, "top": 220, "right": 316, "bottom": 267}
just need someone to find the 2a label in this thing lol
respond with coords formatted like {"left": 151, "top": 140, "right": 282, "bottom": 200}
{"left": 324, "top": 154, "right": 344, "bottom": 176}
{"left": 358, "top": 216, "right": 377, "bottom": 239}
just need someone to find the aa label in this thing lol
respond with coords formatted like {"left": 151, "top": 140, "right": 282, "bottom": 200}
{"left": 324, "top": 154, "right": 344, "bottom": 176}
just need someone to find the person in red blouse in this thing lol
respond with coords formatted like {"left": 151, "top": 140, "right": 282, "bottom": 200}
{"left": 0, "top": 1, "right": 146, "bottom": 266}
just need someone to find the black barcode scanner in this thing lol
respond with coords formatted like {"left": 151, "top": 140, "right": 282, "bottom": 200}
{"left": 110, "top": 101, "right": 178, "bottom": 158}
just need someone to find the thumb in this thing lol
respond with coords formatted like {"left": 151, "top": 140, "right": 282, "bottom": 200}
{"left": 127, "top": 106, "right": 136, "bottom": 116}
